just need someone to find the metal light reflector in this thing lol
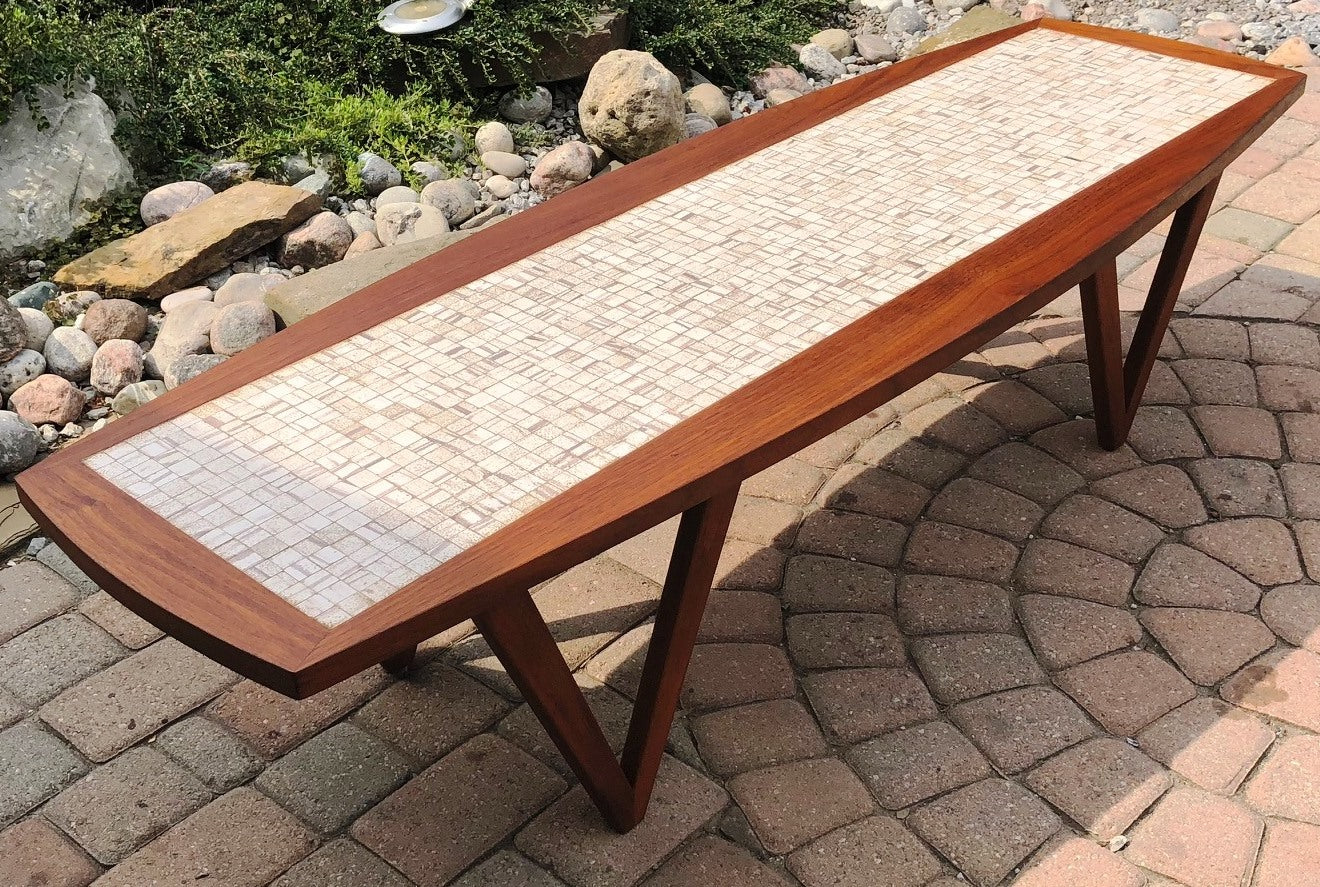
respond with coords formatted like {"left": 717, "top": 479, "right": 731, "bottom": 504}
{"left": 377, "top": 0, "right": 472, "bottom": 34}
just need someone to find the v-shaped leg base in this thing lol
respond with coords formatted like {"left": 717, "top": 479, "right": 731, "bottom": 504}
{"left": 1081, "top": 176, "right": 1220, "bottom": 451}
{"left": 473, "top": 489, "right": 738, "bottom": 832}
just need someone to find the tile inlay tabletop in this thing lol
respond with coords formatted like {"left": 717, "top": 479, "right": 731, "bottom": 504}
{"left": 17, "top": 21, "right": 1301, "bottom": 710}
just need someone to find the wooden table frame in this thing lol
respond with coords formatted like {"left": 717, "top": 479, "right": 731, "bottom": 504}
{"left": 17, "top": 21, "right": 1301, "bottom": 832}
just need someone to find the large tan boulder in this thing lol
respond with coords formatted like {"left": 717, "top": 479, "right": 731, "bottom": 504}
{"left": 579, "top": 50, "right": 684, "bottom": 162}
{"left": 55, "top": 182, "right": 322, "bottom": 299}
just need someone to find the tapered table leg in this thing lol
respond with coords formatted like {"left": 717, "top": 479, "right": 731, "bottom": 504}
{"left": 1081, "top": 176, "right": 1220, "bottom": 450}
{"left": 474, "top": 486, "right": 739, "bottom": 832}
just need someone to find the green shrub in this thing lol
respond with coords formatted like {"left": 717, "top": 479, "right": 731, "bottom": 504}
{"left": 0, "top": 1, "right": 89, "bottom": 127}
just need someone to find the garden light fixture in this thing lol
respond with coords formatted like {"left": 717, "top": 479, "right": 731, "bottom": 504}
{"left": 377, "top": 0, "right": 471, "bottom": 34}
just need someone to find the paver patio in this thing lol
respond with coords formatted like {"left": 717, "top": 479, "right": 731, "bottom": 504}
{"left": 4, "top": 71, "right": 1320, "bottom": 887}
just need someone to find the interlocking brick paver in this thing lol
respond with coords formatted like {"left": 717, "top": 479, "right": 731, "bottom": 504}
{"left": 0, "top": 720, "right": 89, "bottom": 825}
{"left": 818, "top": 464, "right": 931, "bottom": 522}
{"left": 948, "top": 685, "right": 1098, "bottom": 774}
{"left": 1205, "top": 206, "right": 1294, "bottom": 251}
{"left": 728, "top": 496, "right": 802, "bottom": 548}
{"left": 1194, "top": 279, "right": 1312, "bottom": 320}
{"left": 926, "top": 477, "right": 1044, "bottom": 542}
{"left": 1015, "top": 539, "right": 1134, "bottom": 607}
{"left": 1140, "top": 251, "right": 1246, "bottom": 308}
{"left": 786, "top": 815, "right": 941, "bottom": 887}
{"left": 452, "top": 850, "right": 565, "bottom": 887}
{"left": 1261, "top": 583, "right": 1320, "bottom": 651}
{"left": 154, "top": 715, "right": 265, "bottom": 792}
{"left": 517, "top": 755, "right": 724, "bottom": 887}
{"left": 583, "top": 622, "right": 650, "bottom": 698}
{"left": 1250, "top": 322, "right": 1320, "bottom": 368}
{"left": 1185, "top": 517, "right": 1304, "bottom": 586}
{"left": 1138, "top": 698, "right": 1275, "bottom": 793}
{"left": 1223, "top": 648, "right": 1320, "bottom": 731}
{"left": 691, "top": 698, "right": 828, "bottom": 777}
{"left": 1169, "top": 317, "right": 1251, "bottom": 359}
{"left": 1029, "top": 423, "right": 1145, "bottom": 483}
{"left": 1255, "top": 820, "right": 1320, "bottom": 887}
{"left": 1172, "top": 358, "right": 1260, "bottom": 405}
{"left": 781, "top": 554, "right": 896, "bottom": 613}
{"left": 1018, "top": 594, "right": 1142, "bottom": 670}
{"left": 966, "top": 442, "right": 1084, "bottom": 505}
{"left": 854, "top": 428, "right": 968, "bottom": 488}
{"left": 1190, "top": 405, "right": 1284, "bottom": 459}
{"left": 642, "top": 834, "right": 791, "bottom": 886}
{"left": 271, "top": 838, "right": 411, "bottom": 887}
{"left": 77, "top": 591, "right": 162, "bottom": 649}
{"left": 697, "top": 590, "right": 782, "bottom": 643}
{"left": 0, "top": 818, "right": 100, "bottom": 887}
{"left": 256, "top": 722, "right": 410, "bottom": 833}
{"left": 1190, "top": 458, "right": 1286, "bottom": 518}
{"left": 900, "top": 397, "right": 1007, "bottom": 456}
{"left": 963, "top": 379, "right": 1067, "bottom": 434}
{"left": 1024, "top": 737, "right": 1171, "bottom": 840}
{"left": 1259, "top": 364, "right": 1320, "bottom": 412}
{"left": 0, "top": 613, "right": 125, "bottom": 705}
{"left": 207, "top": 667, "right": 388, "bottom": 759}
{"left": 895, "top": 574, "right": 1018, "bottom": 635}
{"left": 1284, "top": 411, "right": 1320, "bottom": 462}
{"left": 1090, "top": 464, "right": 1208, "bottom": 528}
{"left": 1297, "top": 519, "right": 1320, "bottom": 579}
{"left": 903, "top": 521, "right": 1019, "bottom": 584}
{"left": 356, "top": 734, "right": 565, "bottom": 887}
{"left": 1243, "top": 735, "right": 1320, "bottom": 825}
{"left": 980, "top": 329, "right": 1054, "bottom": 372}
{"left": 1281, "top": 463, "right": 1320, "bottom": 518}
{"left": 846, "top": 719, "right": 991, "bottom": 809}
{"left": 713, "top": 538, "right": 788, "bottom": 591}
{"left": 682, "top": 642, "right": 795, "bottom": 711}
{"left": 0, "top": 562, "right": 79, "bottom": 644}
{"left": 0, "top": 687, "right": 22, "bottom": 729}
{"left": 909, "top": 778, "right": 1060, "bottom": 887}
{"left": 793, "top": 509, "right": 906, "bottom": 566}
{"left": 353, "top": 660, "right": 509, "bottom": 766}
{"left": 1140, "top": 607, "right": 1276, "bottom": 686}
{"left": 910, "top": 633, "right": 1045, "bottom": 704}
{"left": 1056, "top": 651, "right": 1195, "bottom": 736}
{"left": 40, "top": 638, "right": 236, "bottom": 762}
{"left": 743, "top": 457, "right": 827, "bottom": 504}
{"left": 803, "top": 667, "right": 937, "bottom": 743}
{"left": 794, "top": 410, "right": 895, "bottom": 469}
{"left": 1127, "top": 787, "right": 1264, "bottom": 887}
{"left": 1012, "top": 833, "right": 1145, "bottom": 887}
{"left": 1126, "top": 405, "right": 1208, "bottom": 461}
{"left": 786, "top": 612, "right": 905, "bottom": 669}
{"left": 1020, "top": 362, "right": 1094, "bottom": 416}
{"left": 1136, "top": 543, "right": 1263, "bottom": 611}
{"left": 1145, "top": 360, "right": 1192, "bottom": 404}
{"left": 728, "top": 757, "right": 873, "bottom": 855}
{"left": 1040, "top": 494, "right": 1164, "bottom": 563}
{"left": 45, "top": 746, "right": 211, "bottom": 864}
{"left": 34, "top": 546, "right": 96, "bottom": 596}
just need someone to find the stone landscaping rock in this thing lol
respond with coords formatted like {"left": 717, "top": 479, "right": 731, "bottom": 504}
{"left": 375, "top": 203, "right": 449, "bottom": 246}
{"left": 684, "top": 114, "right": 718, "bottom": 139}
{"left": 1135, "top": 8, "right": 1180, "bottom": 32}
{"left": 0, "top": 83, "right": 133, "bottom": 259}
{"left": 485, "top": 175, "right": 517, "bottom": 200}
{"left": 90, "top": 340, "right": 145, "bottom": 396}
{"left": 293, "top": 171, "right": 333, "bottom": 198}
{"left": 916, "top": 6, "right": 1025, "bottom": 54}
{"left": 200, "top": 161, "right": 253, "bottom": 192}
{"left": 145, "top": 300, "right": 217, "bottom": 378}
{"left": 43, "top": 290, "right": 99, "bottom": 325}
{"left": 279, "top": 211, "right": 353, "bottom": 269}
{"left": 345, "top": 231, "right": 383, "bottom": 258}
{"left": 1266, "top": 36, "right": 1320, "bottom": 66}
{"left": 0, "top": 350, "right": 46, "bottom": 396}
{"left": 10, "top": 374, "right": 85, "bottom": 426}
{"left": 111, "top": 380, "right": 166, "bottom": 416}
{"left": 211, "top": 302, "right": 276, "bottom": 356}
{"left": 17, "top": 308, "right": 52, "bottom": 351}
{"left": 410, "top": 161, "right": 448, "bottom": 184}
{"left": 43, "top": 327, "right": 97, "bottom": 383}
{"left": 140, "top": 181, "right": 214, "bottom": 226}
{"left": 481, "top": 151, "right": 528, "bottom": 179}
{"left": 810, "top": 28, "right": 855, "bottom": 59}
{"left": 685, "top": 84, "right": 732, "bottom": 125}
{"left": 357, "top": 152, "right": 402, "bottom": 195}
{"left": 160, "top": 286, "right": 212, "bottom": 313}
{"left": 530, "top": 142, "right": 595, "bottom": 197}
{"left": 213, "top": 272, "right": 282, "bottom": 307}
{"left": 765, "top": 89, "right": 803, "bottom": 107}
{"left": 421, "top": 180, "right": 477, "bottom": 226}
{"left": 750, "top": 66, "right": 811, "bottom": 98}
{"left": 0, "top": 411, "right": 40, "bottom": 472}
{"left": 499, "top": 86, "right": 553, "bottom": 123}
{"left": 55, "top": 182, "right": 322, "bottom": 299}
{"left": 799, "top": 44, "right": 846, "bottom": 81}
{"left": 0, "top": 299, "right": 27, "bottom": 362}
{"left": 474, "top": 121, "right": 515, "bottom": 155}
{"left": 9, "top": 281, "right": 58, "bottom": 310}
{"left": 855, "top": 34, "right": 898, "bottom": 63}
{"left": 166, "top": 354, "right": 226, "bottom": 389}
{"left": 579, "top": 50, "right": 685, "bottom": 162}
{"left": 375, "top": 186, "right": 419, "bottom": 207}
{"left": 887, "top": 7, "right": 927, "bottom": 36}
{"left": 83, "top": 299, "right": 148, "bottom": 345}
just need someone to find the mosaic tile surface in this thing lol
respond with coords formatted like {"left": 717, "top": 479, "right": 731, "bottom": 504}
{"left": 87, "top": 29, "right": 1269, "bottom": 626}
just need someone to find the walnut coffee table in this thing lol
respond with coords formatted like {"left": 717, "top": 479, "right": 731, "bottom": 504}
{"left": 18, "top": 20, "right": 1301, "bottom": 830}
